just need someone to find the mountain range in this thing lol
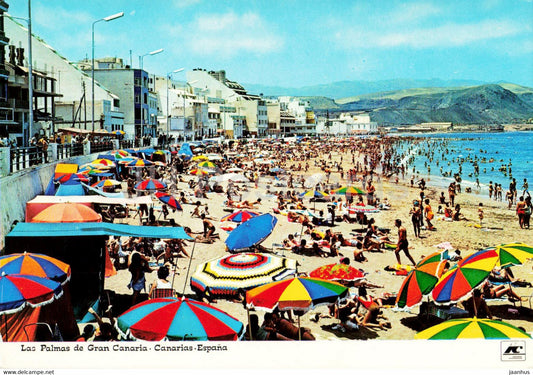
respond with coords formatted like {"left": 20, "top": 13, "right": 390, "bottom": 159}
{"left": 245, "top": 79, "right": 533, "bottom": 125}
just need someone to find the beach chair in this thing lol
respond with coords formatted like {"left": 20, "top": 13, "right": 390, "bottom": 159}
{"left": 149, "top": 288, "right": 178, "bottom": 299}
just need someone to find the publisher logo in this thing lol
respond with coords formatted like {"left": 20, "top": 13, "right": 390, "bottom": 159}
{"left": 501, "top": 341, "right": 526, "bottom": 361}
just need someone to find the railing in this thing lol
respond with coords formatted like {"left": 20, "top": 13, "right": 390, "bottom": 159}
{"left": 56, "top": 143, "right": 83, "bottom": 159}
{"left": 9, "top": 146, "right": 50, "bottom": 173}
{"left": 89, "top": 141, "right": 113, "bottom": 154}
{"left": 120, "top": 140, "right": 134, "bottom": 149}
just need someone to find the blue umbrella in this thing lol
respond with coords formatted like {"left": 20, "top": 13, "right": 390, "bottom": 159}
{"left": 225, "top": 213, "right": 278, "bottom": 252}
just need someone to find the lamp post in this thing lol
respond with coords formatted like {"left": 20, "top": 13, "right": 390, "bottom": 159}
{"left": 92, "top": 11, "right": 124, "bottom": 133}
{"left": 166, "top": 68, "right": 184, "bottom": 139}
{"left": 138, "top": 49, "right": 163, "bottom": 139}
{"left": 182, "top": 80, "right": 197, "bottom": 141}
{"left": 139, "top": 48, "right": 163, "bottom": 70}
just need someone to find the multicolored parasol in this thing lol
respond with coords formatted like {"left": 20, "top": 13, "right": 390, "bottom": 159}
{"left": 330, "top": 186, "right": 365, "bottom": 195}
{"left": 190, "top": 253, "right": 297, "bottom": 298}
{"left": 484, "top": 243, "right": 533, "bottom": 268}
{"left": 221, "top": 210, "right": 261, "bottom": 223}
{"left": 31, "top": 203, "right": 102, "bottom": 223}
{"left": 431, "top": 249, "right": 498, "bottom": 305}
{"left": 154, "top": 192, "right": 182, "bottom": 211}
{"left": 415, "top": 317, "right": 531, "bottom": 339}
{"left": 116, "top": 297, "right": 244, "bottom": 341}
{"left": 0, "top": 273, "right": 63, "bottom": 314}
{"left": 0, "top": 253, "right": 71, "bottom": 284}
{"left": 246, "top": 277, "right": 349, "bottom": 313}
{"left": 135, "top": 178, "right": 167, "bottom": 192}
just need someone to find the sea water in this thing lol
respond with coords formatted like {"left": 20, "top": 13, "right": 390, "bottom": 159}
{"left": 394, "top": 131, "right": 532, "bottom": 196}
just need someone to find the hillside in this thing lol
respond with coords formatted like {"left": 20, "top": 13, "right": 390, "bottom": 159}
{"left": 331, "top": 84, "right": 533, "bottom": 125}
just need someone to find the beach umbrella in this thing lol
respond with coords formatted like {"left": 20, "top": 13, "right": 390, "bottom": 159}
{"left": 0, "top": 253, "right": 71, "bottom": 285}
{"left": 191, "top": 155, "right": 209, "bottom": 161}
{"left": 304, "top": 173, "right": 325, "bottom": 188}
{"left": 111, "top": 149, "right": 129, "bottom": 158}
{"left": 155, "top": 192, "right": 183, "bottom": 211}
{"left": 309, "top": 263, "right": 365, "bottom": 283}
{"left": 112, "top": 130, "right": 125, "bottom": 136}
{"left": 31, "top": 203, "right": 102, "bottom": 223}
{"left": 225, "top": 213, "right": 277, "bottom": 252}
{"left": 431, "top": 249, "right": 498, "bottom": 305}
{"left": 127, "top": 159, "right": 154, "bottom": 168}
{"left": 484, "top": 243, "right": 533, "bottom": 268}
{"left": 189, "top": 168, "right": 209, "bottom": 176}
{"left": 0, "top": 273, "right": 63, "bottom": 314}
{"left": 299, "top": 190, "right": 329, "bottom": 199}
{"left": 395, "top": 251, "right": 448, "bottom": 309}
{"left": 90, "top": 158, "right": 116, "bottom": 168}
{"left": 330, "top": 186, "right": 365, "bottom": 195}
{"left": 197, "top": 161, "right": 216, "bottom": 169}
{"left": 221, "top": 210, "right": 261, "bottom": 223}
{"left": 190, "top": 253, "right": 297, "bottom": 298}
{"left": 246, "top": 277, "right": 349, "bottom": 313}
{"left": 91, "top": 179, "right": 122, "bottom": 189}
{"left": 54, "top": 173, "right": 89, "bottom": 184}
{"left": 135, "top": 178, "right": 167, "bottom": 192}
{"left": 116, "top": 297, "right": 244, "bottom": 341}
{"left": 206, "top": 154, "right": 223, "bottom": 161}
{"left": 415, "top": 317, "right": 531, "bottom": 340}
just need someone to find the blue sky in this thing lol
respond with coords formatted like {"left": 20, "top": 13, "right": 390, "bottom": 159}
{"left": 8, "top": 0, "right": 533, "bottom": 88}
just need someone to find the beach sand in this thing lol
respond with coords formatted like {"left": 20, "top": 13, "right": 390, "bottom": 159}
{"left": 104, "top": 148, "right": 533, "bottom": 341}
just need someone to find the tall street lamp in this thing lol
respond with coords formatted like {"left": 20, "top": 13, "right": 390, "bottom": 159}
{"left": 92, "top": 11, "right": 124, "bottom": 133}
{"left": 138, "top": 48, "right": 163, "bottom": 139}
{"left": 139, "top": 48, "right": 163, "bottom": 70}
{"left": 166, "top": 68, "right": 184, "bottom": 139}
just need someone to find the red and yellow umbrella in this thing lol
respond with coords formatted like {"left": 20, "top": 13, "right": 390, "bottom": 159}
{"left": 189, "top": 168, "right": 209, "bottom": 176}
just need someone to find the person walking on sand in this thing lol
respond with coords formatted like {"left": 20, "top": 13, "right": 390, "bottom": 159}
{"left": 394, "top": 219, "right": 416, "bottom": 266}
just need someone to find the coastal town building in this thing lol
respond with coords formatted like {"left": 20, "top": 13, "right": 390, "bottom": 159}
{"left": 76, "top": 57, "right": 158, "bottom": 139}
{"left": 316, "top": 112, "right": 377, "bottom": 135}
{"left": 187, "top": 69, "right": 267, "bottom": 138}
{"left": 5, "top": 17, "right": 123, "bottom": 144}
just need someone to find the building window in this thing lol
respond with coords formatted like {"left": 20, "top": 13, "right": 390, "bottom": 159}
{"left": 135, "top": 95, "right": 140, "bottom": 104}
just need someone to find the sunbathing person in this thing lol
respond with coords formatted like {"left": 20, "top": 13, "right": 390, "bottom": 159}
{"left": 355, "top": 286, "right": 391, "bottom": 330}
{"left": 271, "top": 311, "right": 315, "bottom": 340}
{"left": 183, "top": 226, "right": 214, "bottom": 244}
{"left": 481, "top": 280, "right": 524, "bottom": 302}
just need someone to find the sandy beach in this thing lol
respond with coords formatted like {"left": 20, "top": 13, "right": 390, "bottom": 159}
{"left": 101, "top": 140, "right": 533, "bottom": 341}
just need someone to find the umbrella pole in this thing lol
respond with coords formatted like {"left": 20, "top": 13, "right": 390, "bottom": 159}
{"left": 246, "top": 307, "right": 252, "bottom": 340}
{"left": 181, "top": 240, "right": 197, "bottom": 296}
{"left": 298, "top": 314, "right": 301, "bottom": 341}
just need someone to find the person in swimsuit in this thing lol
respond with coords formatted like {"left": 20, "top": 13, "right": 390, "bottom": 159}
{"left": 394, "top": 219, "right": 416, "bottom": 266}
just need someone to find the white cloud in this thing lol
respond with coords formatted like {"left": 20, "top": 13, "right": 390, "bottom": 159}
{"left": 338, "top": 20, "right": 528, "bottom": 49}
{"left": 32, "top": 4, "right": 92, "bottom": 31}
{"left": 164, "top": 12, "right": 283, "bottom": 57}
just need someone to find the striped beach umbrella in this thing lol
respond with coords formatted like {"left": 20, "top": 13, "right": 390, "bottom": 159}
{"left": 197, "top": 161, "right": 216, "bottom": 169}
{"left": 0, "top": 273, "right": 63, "bottom": 314}
{"left": 415, "top": 317, "right": 531, "bottom": 340}
{"left": 299, "top": 190, "right": 329, "bottom": 199}
{"left": 221, "top": 210, "right": 261, "bottom": 223}
{"left": 155, "top": 192, "right": 182, "bottom": 211}
{"left": 189, "top": 168, "right": 209, "bottom": 176}
{"left": 0, "top": 253, "right": 71, "bottom": 285}
{"left": 90, "top": 158, "right": 116, "bottom": 168}
{"left": 116, "top": 297, "right": 244, "bottom": 341}
{"left": 127, "top": 159, "right": 154, "bottom": 168}
{"left": 484, "top": 243, "right": 533, "bottom": 268}
{"left": 432, "top": 250, "right": 498, "bottom": 305}
{"left": 91, "top": 179, "right": 122, "bottom": 189}
{"left": 309, "top": 263, "right": 365, "bottom": 283}
{"left": 330, "top": 186, "right": 365, "bottom": 195}
{"left": 135, "top": 178, "right": 167, "bottom": 192}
